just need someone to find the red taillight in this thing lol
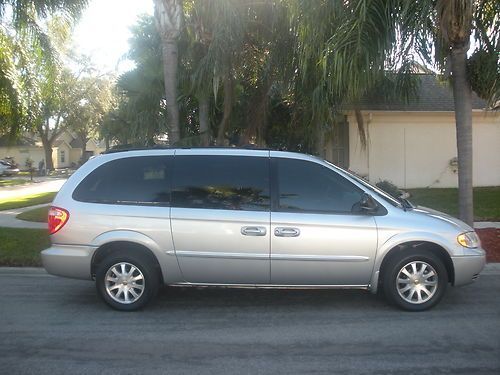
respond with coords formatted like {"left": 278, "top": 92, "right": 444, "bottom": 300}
{"left": 48, "top": 207, "right": 69, "bottom": 235}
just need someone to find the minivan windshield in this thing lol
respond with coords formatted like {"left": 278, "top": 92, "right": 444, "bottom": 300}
{"left": 323, "top": 160, "right": 411, "bottom": 209}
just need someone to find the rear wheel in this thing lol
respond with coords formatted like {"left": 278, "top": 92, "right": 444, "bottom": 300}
{"left": 383, "top": 251, "right": 448, "bottom": 311}
{"left": 95, "top": 251, "right": 160, "bottom": 311}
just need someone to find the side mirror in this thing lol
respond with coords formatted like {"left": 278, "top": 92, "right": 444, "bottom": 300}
{"left": 353, "top": 193, "right": 379, "bottom": 214}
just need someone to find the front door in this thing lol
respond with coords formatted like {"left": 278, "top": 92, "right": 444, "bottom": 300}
{"left": 171, "top": 151, "right": 271, "bottom": 284}
{"left": 270, "top": 155, "right": 378, "bottom": 286}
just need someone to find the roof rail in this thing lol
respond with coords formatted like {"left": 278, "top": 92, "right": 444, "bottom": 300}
{"left": 102, "top": 144, "right": 271, "bottom": 154}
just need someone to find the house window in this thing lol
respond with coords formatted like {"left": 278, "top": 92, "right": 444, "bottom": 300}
{"left": 60, "top": 150, "right": 66, "bottom": 163}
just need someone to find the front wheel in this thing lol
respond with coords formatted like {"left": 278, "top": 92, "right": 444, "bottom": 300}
{"left": 383, "top": 251, "right": 448, "bottom": 311}
{"left": 95, "top": 251, "right": 160, "bottom": 311}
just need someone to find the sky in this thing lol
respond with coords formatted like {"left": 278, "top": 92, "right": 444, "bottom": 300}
{"left": 72, "top": 0, "right": 154, "bottom": 74}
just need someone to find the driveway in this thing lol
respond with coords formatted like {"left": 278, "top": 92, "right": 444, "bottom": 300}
{"left": 0, "top": 178, "right": 66, "bottom": 200}
{"left": 0, "top": 266, "right": 499, "bottom": 375}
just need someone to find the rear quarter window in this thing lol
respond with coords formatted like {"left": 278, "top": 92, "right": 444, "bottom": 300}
{"left": 72, "top": 156, "right": 173, "bottom": 206}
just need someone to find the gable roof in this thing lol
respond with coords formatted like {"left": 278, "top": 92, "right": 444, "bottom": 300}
{"left": 70, "top": 137, "right": 84, "bottom": 148}
{"left": 53, "top": 139, "right": 71, "bottom": 148}
{"left": 355, "top": 74, "right": 488, "bottom": 112}
{"left": 0, "top": 135, "right": 37, "bottom": 147}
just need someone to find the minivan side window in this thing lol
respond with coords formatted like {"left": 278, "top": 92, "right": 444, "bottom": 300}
{"left": 276, "top": 158, "right": 363, "bottom": 214}
{"left": 172, "top": 155, "right": 270, "bottom": 211}
{"left": 73, "top": 156, "right": 172, "bottom": 206}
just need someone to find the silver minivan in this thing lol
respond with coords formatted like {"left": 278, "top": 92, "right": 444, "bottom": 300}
{"left": 42, "top": 148, "right": 486, "bottom": 311}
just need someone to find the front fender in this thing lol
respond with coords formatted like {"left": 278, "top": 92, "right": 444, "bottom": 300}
{"left": 369, "top": 231, "right": 460, "bottom": 293}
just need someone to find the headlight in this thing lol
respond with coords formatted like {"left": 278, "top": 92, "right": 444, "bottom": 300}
{"left": 457, "top": 231, "right": 480, "bottom": 248}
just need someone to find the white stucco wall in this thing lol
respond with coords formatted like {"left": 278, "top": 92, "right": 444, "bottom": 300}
{"left": 0, "top": 147, "right": 46, "bottom": 170}
{"left": 348, "top": 111, "right": 500, "bottom": 188}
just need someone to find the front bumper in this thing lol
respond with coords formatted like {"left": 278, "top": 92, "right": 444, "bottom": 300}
{"left": 451, "top": 248, "right": 486, "bottom": 287}
{"left": 41, "top": 245, "right": 97, "bottom": 280}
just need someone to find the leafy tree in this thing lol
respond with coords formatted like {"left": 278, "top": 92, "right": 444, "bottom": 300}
{"left": 65, "top": 75, "right": 113, "bottom": 162}
{"left": 0, "top": 0, "right": 88, "bottom": 136}
{"left": 101, "top": 15, "right": 167, "bottom": 147}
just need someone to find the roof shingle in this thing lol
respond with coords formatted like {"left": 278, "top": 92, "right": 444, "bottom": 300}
{"left": 355, "top": 74, "right": 487, "bottom": 111}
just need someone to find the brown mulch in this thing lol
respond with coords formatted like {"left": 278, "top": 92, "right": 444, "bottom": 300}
{"left": 476, "top": 228, "right": 500, "bottom": 263}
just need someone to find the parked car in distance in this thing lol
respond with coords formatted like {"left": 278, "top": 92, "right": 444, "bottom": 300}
{"left": 0, "top": 159, "right": 20, "bottom": 176}
{"left": 42, "top": 148, "right": 486, "bottom": 311}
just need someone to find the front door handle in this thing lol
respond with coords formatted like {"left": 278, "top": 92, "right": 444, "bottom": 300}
{"left": 274, "top": 227, "right": 300, "bottom": 237}
{"left": 241, "top": 226, "right": 267, "bottom": 236}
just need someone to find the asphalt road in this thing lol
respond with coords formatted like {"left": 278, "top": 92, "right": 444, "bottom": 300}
{"left": 0, "top": 267, "right": 499, "bottom": 375}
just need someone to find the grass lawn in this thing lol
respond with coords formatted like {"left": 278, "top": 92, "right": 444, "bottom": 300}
{"left": 0, "top": 227, "right": 49, "bottom": 266}
{"left": 407, "top": 187, "right": 500, "bottom": 221}
{"left": 16, "top": 206, "right": 49, "bottom": 222}
{"left": 0, "top": 178, "right": 29, "bottom": 187}
{"left": 0, "top": 192, "right": 56, "bottom": 211}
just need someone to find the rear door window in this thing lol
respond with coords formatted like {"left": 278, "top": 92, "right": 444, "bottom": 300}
{"left": 172, "top": 155, "right": 270, "bottom": 211}
{"left": 73, "top": 156, "right": 172, "bottom": 206}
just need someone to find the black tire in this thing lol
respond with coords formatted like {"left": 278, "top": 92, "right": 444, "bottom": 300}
{"left": 95, "top": 250, "right": 160, "bottom": 311}
{"left": 383, "top": 251, "right": 448, "bottom": 311}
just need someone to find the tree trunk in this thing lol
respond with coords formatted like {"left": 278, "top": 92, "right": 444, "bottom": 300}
{"left": 240, "top": 80, "right": 272, "bottom": 147}
{"left": 41, "top": 136, "right": 54, "bottom": 171}
{"left": 80, "top": 133, "right": 88, "bottom": 164}
{"left": 217, "top": 75, "right": 233, "bottom": 145}
{"left": 161, "top": 39, "right": 181, "bottom": 145}
{"left": 198, "top": 94, "right": 210, "bottom": 146}
{"left": 154, "top": 0, "right": 183, "bottom": 146}
{"left": 315, "top": 124, "right": 326, "bottom": 158}
{"left": 450, "top": 46, "right": 474, "bottom": 226}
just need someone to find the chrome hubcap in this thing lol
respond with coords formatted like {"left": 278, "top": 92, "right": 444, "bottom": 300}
{"left": 105, "top": 262, "right": 145, "bottom": 304}
{"left": 396, "top": 261, "right": 438, "bottom": 304}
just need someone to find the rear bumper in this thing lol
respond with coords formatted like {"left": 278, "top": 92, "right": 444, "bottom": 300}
{"left": 41, "top": 245, "right": 97, "bottom": 280}
{"left": 452, "top": 248, "right": 486, "bottom": 287}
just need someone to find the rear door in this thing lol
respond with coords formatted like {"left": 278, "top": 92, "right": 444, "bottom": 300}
{"left": 171, "top": 150, "right": 271, "bottom": 284}
{"left": 270, "top": 154, "right": 378, "bottom": 286}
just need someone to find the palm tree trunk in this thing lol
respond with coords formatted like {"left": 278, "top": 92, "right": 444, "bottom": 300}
{"left": 161, "top": 38, "right": 181, "bottom": 145}
{"left": 198, "top": 95, "right": 210, "bottom": 146}
{"left": 450, "top": 46, "right": 474, "bottom": 226}
{"left": 154, "top": 0, "right": 183, "bottom": 146}
{"left": 217, "top": 75, "right": 233, "bottom": 145}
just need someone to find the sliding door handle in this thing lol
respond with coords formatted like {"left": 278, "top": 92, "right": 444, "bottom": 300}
{"left": 274, "top": 227, "right": 300, "bottom": 237}
{"left": 241, "top": 226, "right": 267, "bottom": 236}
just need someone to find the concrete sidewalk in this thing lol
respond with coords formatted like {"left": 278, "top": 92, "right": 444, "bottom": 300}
{"left": 0, "top": 203, "right": 48, "bottom": 229}
{"left": 0, "top": 178, "right": 66, "bottom": 200}
{"left": 475, "top": 222, "right": 500, "bottom": 229}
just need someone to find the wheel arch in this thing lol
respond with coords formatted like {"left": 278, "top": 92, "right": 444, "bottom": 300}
{"left": 371, "top": 239, "right": 455, "bottom": 293}
{"left": 91, "top": 240, "right": 164, "bottom": 283}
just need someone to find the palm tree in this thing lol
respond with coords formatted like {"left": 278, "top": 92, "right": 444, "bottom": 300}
{"left": 302, "top": 0, "right": 497, "bottom": 226}
{"left": 437, "top": 0, "right": 474, "bottom": 225}
{"left": 153, "top": 0, "right": 184, "bottom": 145}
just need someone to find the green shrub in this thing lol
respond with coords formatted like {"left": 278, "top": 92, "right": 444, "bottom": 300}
{"left": 376, "top": 180, "right": 402, "bottom": 199}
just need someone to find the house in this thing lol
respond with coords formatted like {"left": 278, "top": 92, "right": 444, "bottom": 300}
{"left": 321, "top": 75, "right": 500, "bottom": 188}
{"left": 0, "top": 131, "right": 106, "bottom": 170}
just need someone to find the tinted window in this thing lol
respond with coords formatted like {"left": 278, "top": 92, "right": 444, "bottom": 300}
{"left": 172, "top": 155, "right": 270, "bottom": 211}
{"left": 73, "top": 156, "right": 172, "bottom": 206}
{"left": 277, "top": 158, "right": 363, "bottom": 213}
